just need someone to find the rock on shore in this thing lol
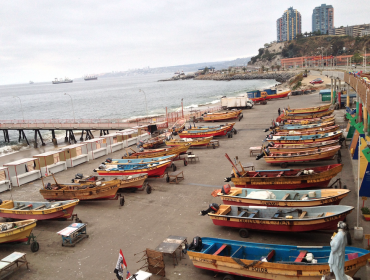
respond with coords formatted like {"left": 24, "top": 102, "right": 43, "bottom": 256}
{"left": 195, "top": 72, "right": 299, "bottom": 83}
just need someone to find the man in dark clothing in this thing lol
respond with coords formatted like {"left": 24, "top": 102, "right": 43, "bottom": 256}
{"left": 278, "top": 108, "right": 281, "bottom": 116}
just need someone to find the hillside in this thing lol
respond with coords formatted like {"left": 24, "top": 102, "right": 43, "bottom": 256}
{"left": 249, "top": 35, "right": 370, "bottom": 67}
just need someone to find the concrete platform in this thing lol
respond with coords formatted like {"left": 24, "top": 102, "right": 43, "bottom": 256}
{"left": 0, "top": 91, "right": 369, "bottom": 280}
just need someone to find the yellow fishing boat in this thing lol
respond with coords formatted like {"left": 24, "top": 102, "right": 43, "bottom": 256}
{"left": 267, "top": 139, "right": 341, "bottom": 153}
{"left": 165, "top": 136, "right": 213, "bottom": 147}
{"left": 285, "top": 104, "right": 331, "bottom": 114}
{"left": 0, "top": 219, "right": 37, "bottom": 243}
{"left": 283, "top": 116, "right": 335, "bottom": 125}
{"left": 279, "top": 110, "right": 334, "bottom": 121}
{"left": 203, "top": 110, "right": 242, "bottom": 122}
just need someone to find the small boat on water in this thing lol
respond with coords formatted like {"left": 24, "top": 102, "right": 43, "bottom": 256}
{"left": 216, "top": 187, "right": 350, "bottom": 207}
{"left": 84, "top": 75, "right": 98, "bottom": 81}
{"left": 122, "top": 143, "right": 191, "bottom": 159}
{"left": 169, "top": 118, "right": 186, "bottom": 133}
{"left": 205, "top": 205, "right": 353, "bottom": 233}
{"left": 165, "top": 136, "right": 213, "bottom": 147}
{"left": 187, "top": 237, "right": 370, "bottom": 280}
{"left": 0, "top": 200, "right": 79, "bottom": 220}
{"left": 285, "top": 104, "right": 331, "bottom": 115}
{"left": 283, "top": 115, "right": 334, "bottom": 125}
{"left": 267, "top": 139, "right": 341, "bottom": 153}
{"left": 0, "top": 219, "right": 37, "bottom": 244}
{"left": 257, "top": 145, "right": 341, "bottom": 166}
{"left": 203, "top": 110, "right": 242, "bottom": 122}
{"left": 52, "top": 77, "right": 73, "bottom": 84}
{"left": 278, "top": 110, "right": 334, "bottom": 121}
{"left": 94, "top": 160, "right": 171, "bottom": 177}
{"left": 40, "top": 177, "right": 122, "bottom": 200}
{"left": 267, "top": 130, "right": 343, "bottom": 144}
{"left": 179, "top": 124, "right": 233, "bottom": 138}
{"left": 226, "top": 163, "right": 343, "bottom": 189}
{"left": 272, "top": 120, "right": 335, "bottom": 132}
{"left": 273, "top": 125, "right": 340, "bottom": 136}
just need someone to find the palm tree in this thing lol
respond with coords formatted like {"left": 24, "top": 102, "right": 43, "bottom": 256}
{"left": 276, "top": 65, "right": 281, "bottom": 71}
{"left": 271, "top": 65, "right": 275, "bottom": 71}
{"left": 304, "top": 32, "right": 308, "bottom": 37}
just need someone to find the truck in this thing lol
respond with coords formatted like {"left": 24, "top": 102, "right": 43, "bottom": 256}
{"left": 221, "top": 95, "right": 254, "bottom": 110}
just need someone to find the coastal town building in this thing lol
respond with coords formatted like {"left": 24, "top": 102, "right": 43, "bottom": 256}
{"left": 329, "top": 23, "right": 370, "bottom": 37}
{"left": 276, "top": 7, "right": 302, "bottom": 42}
{"left": 280, "top": 54, "right": 370, "bottom": 68}
{"left": 312, "top": 4, "right": 334, "bottom": 34}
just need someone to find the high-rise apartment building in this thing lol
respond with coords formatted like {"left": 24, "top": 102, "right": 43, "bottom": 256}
{"left": 312, "top": 4, "right": 334, "bottom": 34}
{"left": 277, "top": 7, "right": 302, "bottom": 42}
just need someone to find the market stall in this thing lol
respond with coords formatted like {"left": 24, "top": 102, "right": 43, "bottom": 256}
{"left": 0, "top": 167, "right": 11, "bottom": 192}
{"left": 59, "top": 143, "right": 89, "bottom": 168}
{"left": 3, "top": 158, "right": 41, "bottom": 187}
{"left": 83, "top": 138, "right": 108, "bottom": 160}
{"left": 33, "top": 151, "right": 67, "bottom": 176}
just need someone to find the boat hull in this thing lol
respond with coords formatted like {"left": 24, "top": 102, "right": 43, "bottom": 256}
{"left": 96, "top": 161, "right": 171, "bottom": 177}
{"left": 279, "top": 110, "right": 334, "bottom": 121}
{"left": 122, "top": 144, "right": 191, "bottom": 158}
{"left": 0, "top": 220, "right": 36, "bottom": 244}
{"left": 265, "top": 91, "right": 290, "bottom": 100}
{"left": 210, "top": 212, "right": 349, "bottom": 232}
{"left": 274, "top": 125, "right": 339, "bottom": 136}
{"left": 165, "top": 137, "right": 213, "bottom": 147}
{"left": 231, "top": 164, "right": 343, "bottom": 189}
{"left": 275, "top": 121, "right": 335, "bottom": 132}
{"left": 268, "top": 140, "right": 340, "bottom": 153}
{"left": 203, "top": 111, "right": 241, "bottom": 122}
{"left": 0, "top": 200, "right": 78, "bottom": 220}
{"left": 270, "top": 132, "right": 342, "bottom": 144}
{"left": 179, "top": 126, "right": 231, "bottom": 138}
{"left": 285, "top": 104, "right": 331, "bottom": 115}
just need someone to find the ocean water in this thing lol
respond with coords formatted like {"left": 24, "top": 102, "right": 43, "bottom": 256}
{"left": 0, "top": 73, "right": 277, "bottom": 154}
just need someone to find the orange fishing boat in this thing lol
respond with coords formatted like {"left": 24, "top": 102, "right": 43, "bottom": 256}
{"left": 179, "top": 124, "right": 234, "bottom": 138}
{"left": 283, "top": 115, "right": 334, "bottom": 124}
{"left": 203, "top": 110, "right": 242, "bottom": 122}
{"left": 273, "top": 125, "right": 340, "bottom": 136}
{"left": 122, "top": 143, "right": 191, "bottom": 159}
{"left": 278, "top": 110, "right": 334, "bottom": 121}
{"left": 285, "top": 104, "right": 331, "bottom": 114}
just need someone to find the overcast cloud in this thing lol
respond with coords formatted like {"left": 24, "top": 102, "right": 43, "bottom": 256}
{"left": 0, "top": 0, "right": 369, "bottom": 84}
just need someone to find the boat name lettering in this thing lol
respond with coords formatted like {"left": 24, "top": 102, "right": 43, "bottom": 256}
{"left": 15, "top": 211, "right": 33, "bottom": 215}
{"left": 193, "top": 257, "right": 214, "bottom": 264}
{"left": 251, "top": 267, "right": 268, "bottom": 273}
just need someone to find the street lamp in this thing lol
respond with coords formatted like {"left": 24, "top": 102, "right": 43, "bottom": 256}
{"left": 139, "top": 89, "right": 148, "bottom": 119}
{"left": 13, "top": 96, "right": 25, "bottom": 122}
{"left": 317, "top": 47, "right": 324, "bottom": 68}
{"left": 64, "top": 93, "right": 76, "bottom": 122}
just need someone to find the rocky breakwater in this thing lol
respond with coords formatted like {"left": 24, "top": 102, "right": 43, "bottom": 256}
{"left": 158, "top": 73, "right": 195, "bottom": 82}
{"left": 195, "top": 72, "right": 299, "bottom": 83}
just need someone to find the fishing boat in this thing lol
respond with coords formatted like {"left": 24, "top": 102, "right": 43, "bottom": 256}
{"left": 267, "top": 139, "right": 341, "bottom": 153}
{"left": 203, "top": 110, "right": 242, "bottom": 122}
{"left": 94, "top": 160, "right": 171, "bottom": 177}
{"left": 52, "top": 78, "right": 73, "bottom": 84}
{"left": 0, "top": 200, "right": 79, "bottom": 220}
{"left": 122, "top": 143, "right": 191, "bottom": 159}
{"left": 0, "top": 219, "right": 37, "bottom": 243}
{"left": 283, "top": 115, "right": 335, "bottom": 125}
{"left": 84, "top": 75, "right": 98, "bottom": 81}
{"left": 165, "top": 136, "right": 213, "bottom": 147}
{"left": 103, "top": 155, "right": 176, "bottom": 165}
{"left": 140, "top": 136, "right": 165, "bottom": 149}
{"left": 273, "top": 125, "right": 340, "bottom": 136}
{"left": 216, "top": 187, "right": 350, "bottom": 207}
{"left": 272, "top": 120, "right": 335, "bottom": 132}
{"left": 267, "top": 131, "right": 343, "bottom": 144}
{"left": 72, "top": 174, "right": 148, "bottom": 191}
{"left": 170, "top": 118, "right": 186, "bottom": 133}
{"left": 179, "top": 125, "right": 233, "bottom": 138}
{"left": 247, "top": 89, "right": 291, "bottom": 102}
{"left": 188, "top": 123, "right": 235, "bottom": 132}
{"left": 226, "top": 163, "right": 343, "bottom": 189}
{"left": 206, "top": 205, "right": 353, "bottom": 233}
{"left": 278, "top": 110, "right": 334, "bottom": 121}
{"left": 187, "top": 237, "right": 370, "bottom": 280}
{"left": 40, "top": 178, "right": 122, "bottom": 200}
{"left": 285, "top": 104, "right": 331, "bottom": 115}
{"left": 257, "top": 145, "right": 341, "bottom": 165}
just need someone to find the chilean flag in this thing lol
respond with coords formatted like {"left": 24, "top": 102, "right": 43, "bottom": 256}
{"left": 114, "top": 249, "right": 128, "bottom": 279}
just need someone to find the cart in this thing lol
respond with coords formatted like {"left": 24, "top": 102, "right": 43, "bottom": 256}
{"left": 58, "top": 223, "right": 89, "bottom": 247}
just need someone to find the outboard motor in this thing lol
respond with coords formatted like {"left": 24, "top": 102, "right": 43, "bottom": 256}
{"left": 199, "top": 203, "right": 219, "bottom": 216}
{"left": 137, "top": 141, "right": 144, "bottom": 148}
{"left": 221, "top": 184, "right": 231, "bottom": 194}
{"left": 106, "top": 158, "right": 112, "bottom": 163}
{"left": 98, "top": 164, "right": 106, "bottom": 170}
{"left": 224, "top": 177, "right": 231, "bottom": 182}
{"left": 188, "top": 236, "right": 203, "bottom": 252}
{"left": 75, "top": 173, "right": 83, "bottom": 179}
{"left": 267, "top": 142, "right": 274, "bottom": 148}
{"left": 256, "top": 150, "right": 265, "bottom": 160}
{"left": 264, "top": 128, "right": 269, "bottom": 132}
{"left": 139, "top": 147, "right": 144, "bottom": 152}
{"left": 0, "top": 199, "right": 2, "bottom": 205}
{"left": 45, "top": 182, "right": 52, "bottom": 190}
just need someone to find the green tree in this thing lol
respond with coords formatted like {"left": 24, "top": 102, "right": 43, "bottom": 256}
{"left": 242, "top": 67, "right": 246, "bottom": 73}
{"left": 352, "top": 52, "right": 363, "bottom": 64}
{"left": 276, "top": 65, "right": 281, "bottom": 71}
{"left": 271, "top": 65, "right": 275, "bottom": 71}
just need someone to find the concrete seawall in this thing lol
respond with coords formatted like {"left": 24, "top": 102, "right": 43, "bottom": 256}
{"left": 195, "top": 72, "right": 299, "bottom": 83}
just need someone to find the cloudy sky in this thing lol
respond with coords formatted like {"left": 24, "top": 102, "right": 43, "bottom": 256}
{"left": 0, "top": 0, "right": 369, "bottom": 84}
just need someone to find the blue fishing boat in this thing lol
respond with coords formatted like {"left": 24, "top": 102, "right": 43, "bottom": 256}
{"left": 267, "top": 131, "right": 342, "bottom": 144}
{"left": 187, "top": 237, "right": 370, "bottom": 280}
{"left": 103, "top": 155, "right": 176, "bottom": 165}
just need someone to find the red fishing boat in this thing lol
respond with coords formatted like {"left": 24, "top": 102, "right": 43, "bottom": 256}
{"left": 179, "top": 124, "right": 234, "bottom": 138}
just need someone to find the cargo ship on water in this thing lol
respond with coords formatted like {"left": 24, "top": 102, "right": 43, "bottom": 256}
{"left": 84, "top": 75, "right": 98, "bottom": 81}
{"left": 52, "top": 78, "right": 73, "bottom": 84}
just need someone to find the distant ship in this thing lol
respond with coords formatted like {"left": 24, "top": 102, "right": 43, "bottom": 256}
{"left": 29, "top": 81, "right": 34, "bottom": 84}
{"left": 52, "top": 78, "right": 73, "bottom": 84}
{"left": 84, "top": 75, "right": 98, "bottom": 81}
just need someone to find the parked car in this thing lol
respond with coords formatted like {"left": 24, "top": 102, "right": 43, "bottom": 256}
{"left": 310, "top": 78, "right": 324, "bottom": 84}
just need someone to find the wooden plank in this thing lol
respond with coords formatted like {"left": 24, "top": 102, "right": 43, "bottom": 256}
{"left": 294, "top": 251, "right": 307, "bottom": 262}
{"left": 282, "top": 194, "right": 290, "bottom": 200}
{"left": 265, "top": 250, "right": 275, "bottom": 261}
{"left": 317, "top": 213, "right": 324, "bottom": 217}
{"left": 238, "top": 211, "right": 246, "bottom": 217}
{"left": 301, "top": 194, "right": 308, "bottom": 200}
{"left": 213, "top": 244, "right": 227, "bottom": 256}
{"left": 299, "top": 211, "right": 307, "bottom": 219}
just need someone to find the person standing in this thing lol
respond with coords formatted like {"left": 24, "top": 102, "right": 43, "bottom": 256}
{"left": 278, "top": 108, "right": 281, "bottom": 116}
